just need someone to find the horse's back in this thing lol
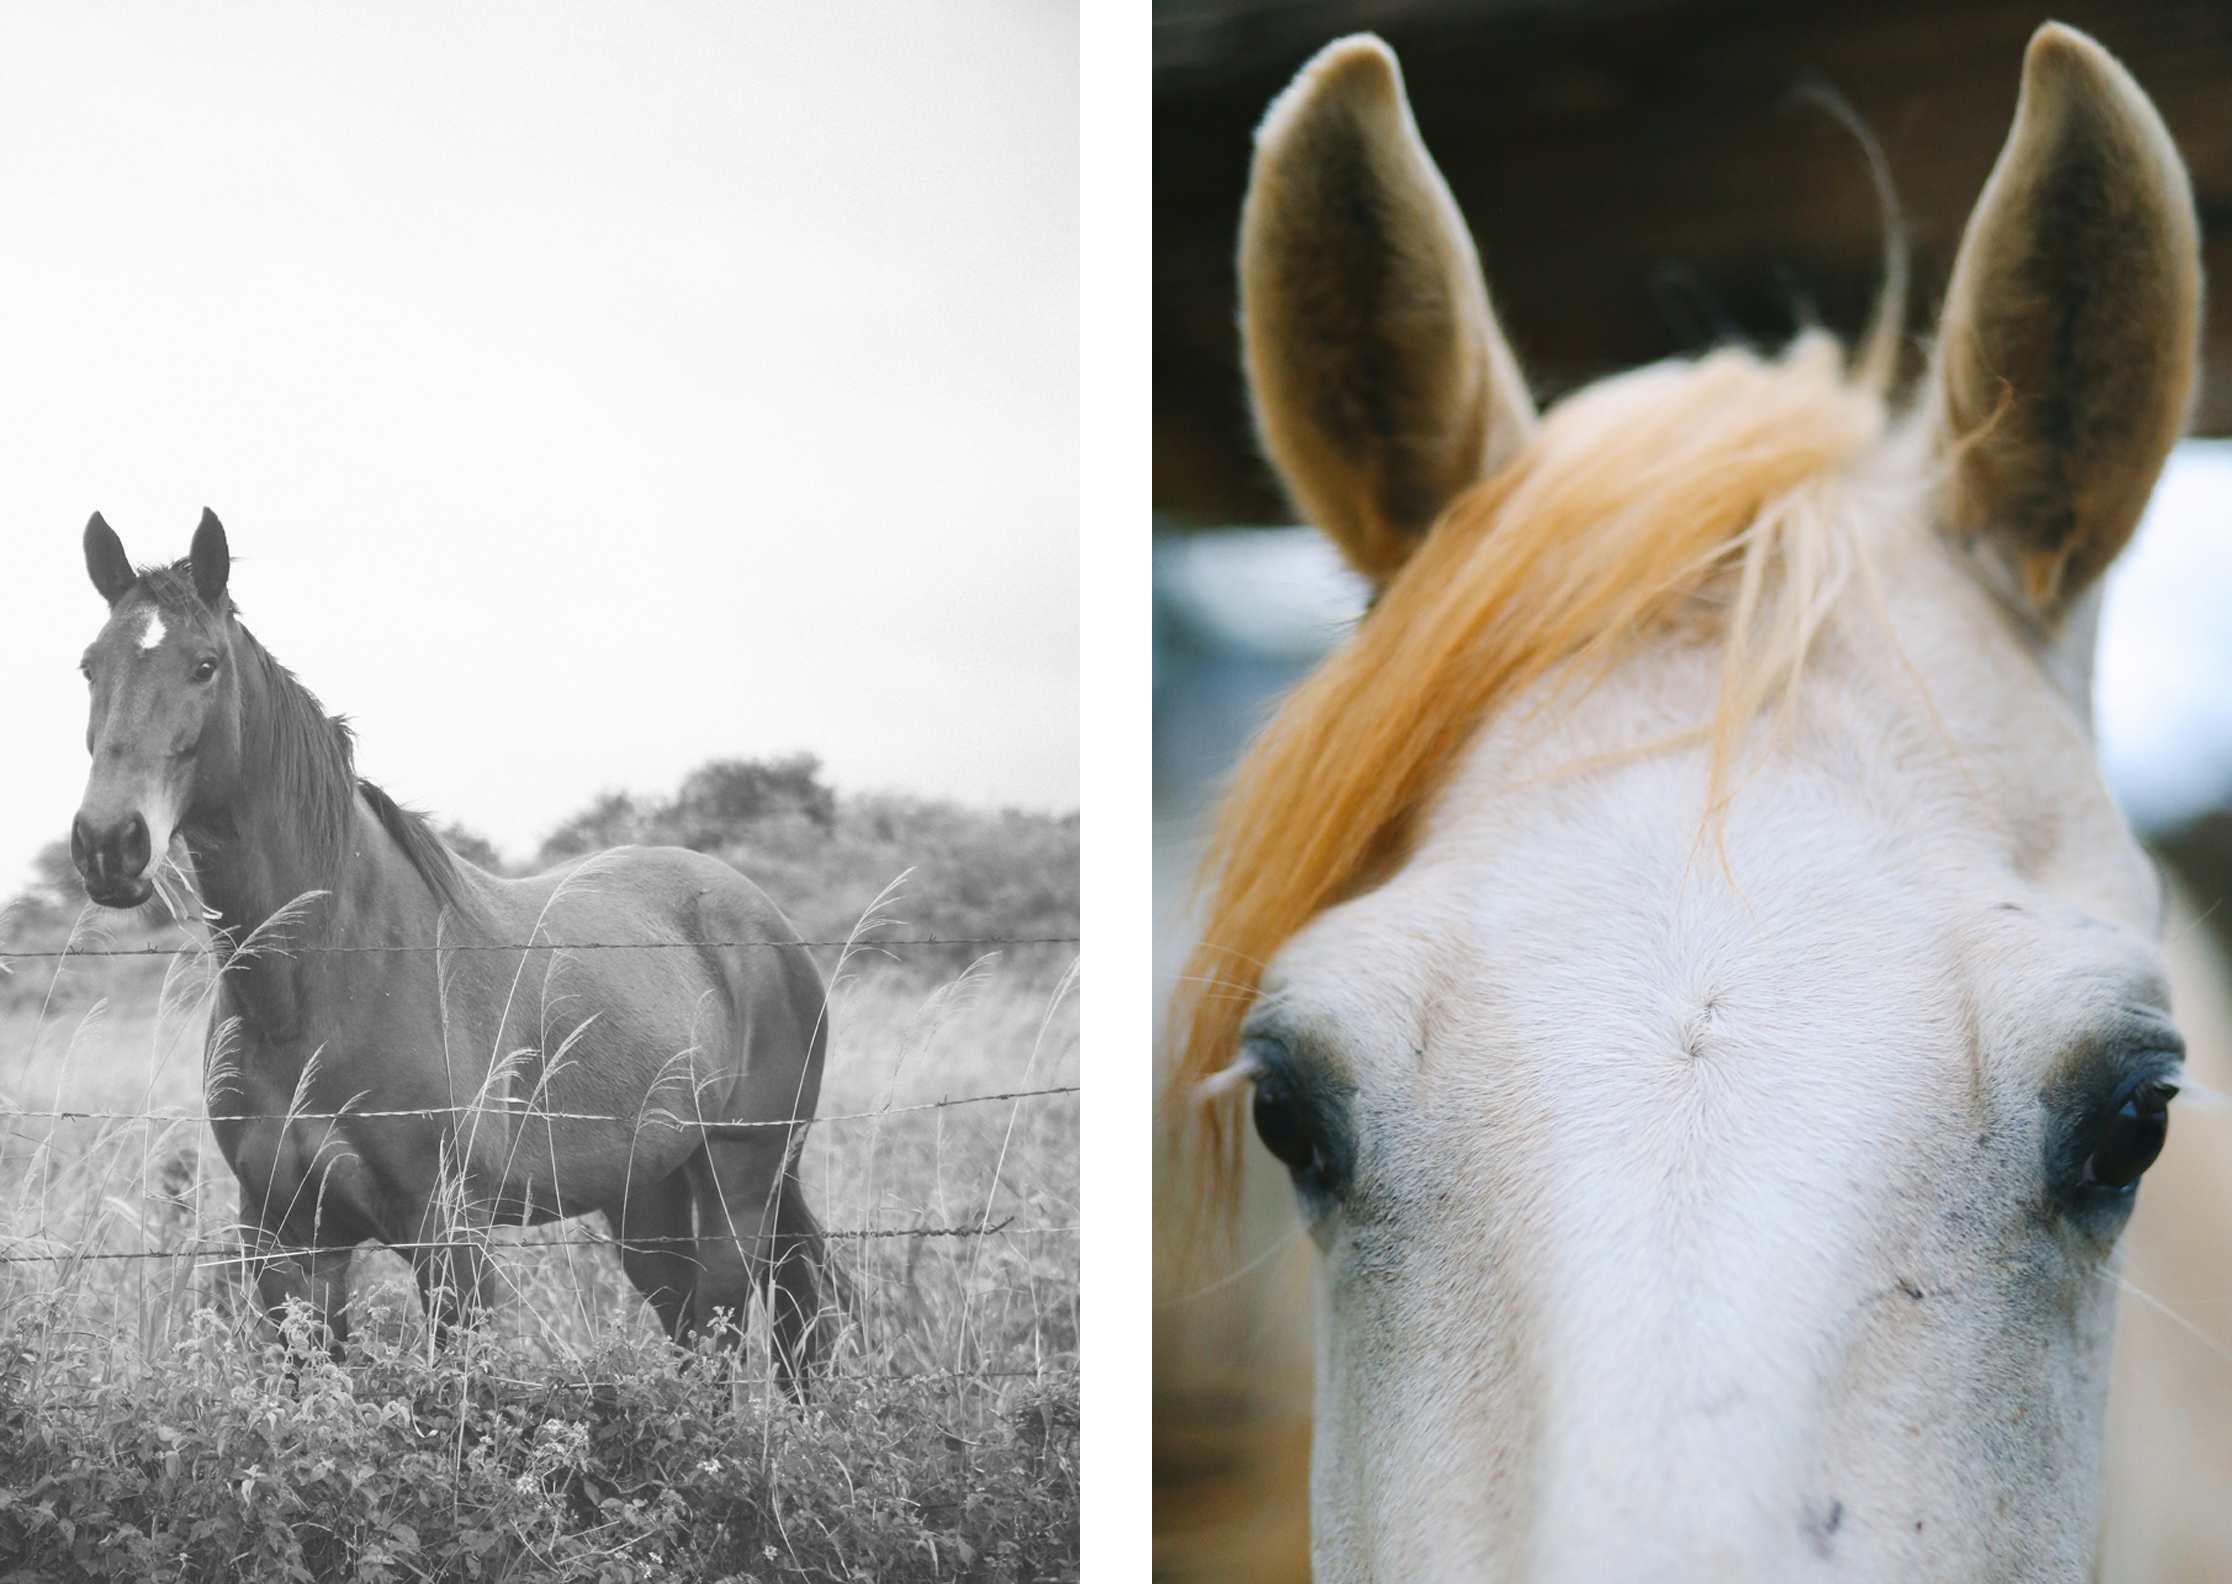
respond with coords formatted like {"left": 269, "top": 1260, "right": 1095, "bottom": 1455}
{"left": 489, "top": 842, "right": 795, "bottom": 934}
{"left": 481, "top": 842, "right": 817, "bottom": 980}
{"left": 2101, "top": 898, "right": 2232, "bottom": 1580}
{"left": 456, "top": 844, "right": 829, "bottom": 1124}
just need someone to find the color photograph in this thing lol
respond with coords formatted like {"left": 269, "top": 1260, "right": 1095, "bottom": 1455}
{"left": 1154, "top": 3, "right": 2232, "bottom": 1579}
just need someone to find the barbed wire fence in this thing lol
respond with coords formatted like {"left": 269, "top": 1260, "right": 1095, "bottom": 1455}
{"left": 0, "top": 934, "right": 1082, "bottom": 960}
{"left": 0, "top": 927, "right": 1082, "bottom": 1392}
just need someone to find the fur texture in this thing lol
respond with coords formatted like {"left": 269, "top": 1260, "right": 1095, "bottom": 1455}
{"left": 73, "top": 516, "right": 836, "bottom": 1392}
{"left": 1933, "top": 26, "right": 2201, "bottom": 616}
{"left": 1239, "top": 36, "right": 1535, "bottom": 582}
{"left": 1160, "top": 23, "right": 2215, "bottom": 1581}
{"left": 1174, "top": 336, "right": 1884, "bottom": 1206}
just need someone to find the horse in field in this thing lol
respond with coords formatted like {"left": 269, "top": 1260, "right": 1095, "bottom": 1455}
{"left": 70, "top": 510, "right": 832, "bottom": 1392}
{"left": 1158, "top": 23, "right": 2232, "bottom": 1579}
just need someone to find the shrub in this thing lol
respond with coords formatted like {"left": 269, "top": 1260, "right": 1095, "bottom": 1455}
{"left": 0, "top": 756, "right": 1080, "bottom": 1582}
{"left": 0, "top": 1312, "right": 1079, "bottom": 1582}
{"left": 3, "top": 757, "right": 1079, "bottom": 988}
{"left": 528, "top": 760, "right": 1079, "bottom": 974}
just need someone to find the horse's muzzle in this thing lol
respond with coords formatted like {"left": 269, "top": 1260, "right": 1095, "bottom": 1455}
{"left": 71, "top": 810, "right": 154, "bottom": 908}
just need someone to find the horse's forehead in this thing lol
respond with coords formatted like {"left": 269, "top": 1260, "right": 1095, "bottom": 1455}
{"left": 1278, "top": 654, "right": 2157, "bottom": 1085}
{"left": 1293, "top": 765, "right": 1950, "bottom": 1047}
{"left": 126, "top": 603, "right": 167, "bottom": 651}
{"left": 94, "top": 592, "right": 214, "bottom": 660}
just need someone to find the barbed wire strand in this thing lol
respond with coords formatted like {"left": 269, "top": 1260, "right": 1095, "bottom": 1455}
{"left": 500, "top": 1365, "right": 1077, "bottom": 1389}
{"left": 0, "top": 1221, "right": 1078, "bottom": 1266}
{"left": 9, "top": 1363, "right": 1075, "bottom": 1389}
{"left": 0, "top": 1083, "right": 1079, "bottom": 1131}
{"left": 0, "top": 935, "right": 1081, "bottom": 1391}
{"left": 0, "top": 933, "right": 1079, "bottom": 962}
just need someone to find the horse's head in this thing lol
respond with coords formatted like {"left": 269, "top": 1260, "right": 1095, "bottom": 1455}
{"left": 1173, "top": 23, "right": 2201, "bottom": 1578}
{"left": 73, "top": 509, "right": 241, "bottom": 908}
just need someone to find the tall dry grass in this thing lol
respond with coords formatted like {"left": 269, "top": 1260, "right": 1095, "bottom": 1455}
{"left": 0, "top": 896, "right": 1079, "bottom": 1581}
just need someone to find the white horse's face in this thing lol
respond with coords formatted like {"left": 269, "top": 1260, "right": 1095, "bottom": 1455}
{"left": 1180, "top": 21, "right": 2203, "bottom": 1581}
{"left": 1255, "top": 528, "right": 2176, "bottom": 1575}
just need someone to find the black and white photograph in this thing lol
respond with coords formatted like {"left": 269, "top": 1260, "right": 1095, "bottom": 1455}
{"left": 0, "top": 7, "right": 1079, "bottom": 1579}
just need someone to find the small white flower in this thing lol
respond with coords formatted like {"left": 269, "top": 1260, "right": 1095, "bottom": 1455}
{"left": 697, "top": 1459, "right": 722, "bottom": 1477}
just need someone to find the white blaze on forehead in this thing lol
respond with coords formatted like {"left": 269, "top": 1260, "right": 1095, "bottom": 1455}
{"left": 135, "top": 608, "right": 166, "bottom": 652}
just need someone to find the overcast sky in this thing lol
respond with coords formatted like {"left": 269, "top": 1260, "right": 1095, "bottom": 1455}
{"left": 0, "top": 3, "right": 1078, "bottom": 891}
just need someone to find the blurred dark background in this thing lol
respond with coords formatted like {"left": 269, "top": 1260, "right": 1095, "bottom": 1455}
{"left": 1156, "top": 0, "right": 2232, "bottom": 522}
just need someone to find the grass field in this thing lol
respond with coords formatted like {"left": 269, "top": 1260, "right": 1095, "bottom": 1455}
{"left": 0, "top": 910, "right": 1079, "bottom": 1582}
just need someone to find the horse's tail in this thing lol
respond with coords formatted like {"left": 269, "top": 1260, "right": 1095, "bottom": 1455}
{"left": 785, "top": 1181, "right": 854, "bottom": 1320}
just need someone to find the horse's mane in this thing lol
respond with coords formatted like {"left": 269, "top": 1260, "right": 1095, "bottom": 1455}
{"left": 358, "top": 779, "right": 477, "bottom": 912}
{"left": 138, "top": 564, "right": 473, "bottom": 916}
{"left": 1168, "top": 333, "right": 1890, "bottom": 1204}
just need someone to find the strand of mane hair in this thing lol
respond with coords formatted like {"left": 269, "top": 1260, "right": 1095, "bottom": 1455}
{"left": 1166, "top": 332, "right": 1890, "bottom": 1219}
{"left": 226, "top": 607, "right": 473, "bottom": 917}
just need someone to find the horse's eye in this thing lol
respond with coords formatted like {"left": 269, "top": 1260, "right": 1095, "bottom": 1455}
{"left": 2083, "top": 1075, "right": 2175, "bottom": 1190}
{"left": 190, "top": 657, "right": 218, "bottom": 683}
{"left": 1252, "top": 1068, "right": 1317, "bottom": 1174}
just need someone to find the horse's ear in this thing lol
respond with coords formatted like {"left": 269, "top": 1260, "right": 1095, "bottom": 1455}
{"left": 1929, "top": 23, "right": 2201, "bottom": 621}
{"left": 189, "top": 508, "right": 229, "bottom": 607}
{"left": 84, "top": 513, "right": 136, "bottom": 606}
{"left": 1239, "top": 34, "right": 1535, "bottom": 585}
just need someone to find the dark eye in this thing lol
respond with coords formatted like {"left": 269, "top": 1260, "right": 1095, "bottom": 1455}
{"left": 2083, "top": 1073, "right": 2175, "bottom": 1191}
{"left": 190, "top": 656, "right": 218, "bottom": 683}
{"left": 1251, "top": 1068, "right": 1318, "bottom": 1174}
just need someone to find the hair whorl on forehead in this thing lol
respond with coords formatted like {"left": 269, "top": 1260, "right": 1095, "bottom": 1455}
{"left": 1167, "top": 333, "right": 1889, "bottom": 1210}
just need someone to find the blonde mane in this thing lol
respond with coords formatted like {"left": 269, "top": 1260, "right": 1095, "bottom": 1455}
{"left": 1169, "top": 333, "right": 1891, "bottom": 1202}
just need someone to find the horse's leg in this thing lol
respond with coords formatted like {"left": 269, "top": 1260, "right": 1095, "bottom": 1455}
{"left": 682, "top": 1135, "right": 784, "bottom": 1363}
{"left": 247, "top": 1230, "right": 355, "bottom": 1360}
{"left": 687, "top": 1133, "right": 829, "bottom": 1398}
{"left": 601, "top": 1168, "right": 699, "bottom": 1339}
{"left": 767, "top": 1161, "right": 832, "bottom": 1392}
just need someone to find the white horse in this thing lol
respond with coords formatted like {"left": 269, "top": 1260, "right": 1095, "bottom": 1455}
{"left": 1158, "top": 23, "right": 2232, "bottom": 1581}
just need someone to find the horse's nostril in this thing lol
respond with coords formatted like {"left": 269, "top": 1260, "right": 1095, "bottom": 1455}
{"left": 120, "top": 813, "right": 150, "bottom": 876}
{"left": 69, "top": 812, "right": 148, "bottom": 889}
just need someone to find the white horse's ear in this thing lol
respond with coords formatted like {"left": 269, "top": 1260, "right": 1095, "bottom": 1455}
{"left": 1239, "top": 35, "right": 1535, "bottom": 585}
{"left": 1930, "top": 22, "right": 2201, "bottom": 621}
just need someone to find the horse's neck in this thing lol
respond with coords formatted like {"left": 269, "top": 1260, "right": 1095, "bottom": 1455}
{"left": 194, "top": 794, "right": 407, "bottom": 1040}
{"left": 189, "top": 639, "right": 370, "bottom": 1035}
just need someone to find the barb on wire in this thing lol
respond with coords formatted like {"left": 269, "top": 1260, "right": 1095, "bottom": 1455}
{"left": 0, "top": 1083, "right": 1079, "bottom": 1131}
{"left": 0, "top": 1220, "right": 1078, "bottom": 1265}
{"left": 0, "top": 933, "right": 1081, "bottom": 962}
